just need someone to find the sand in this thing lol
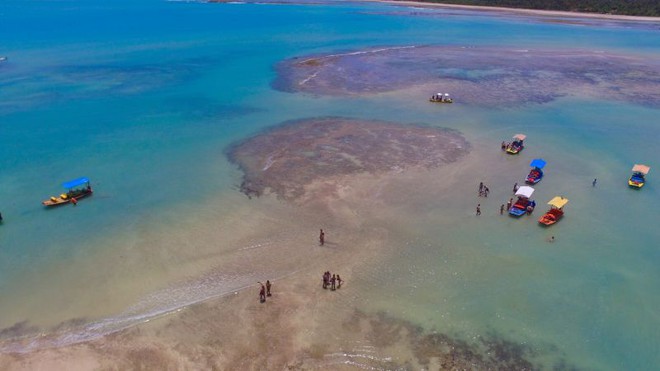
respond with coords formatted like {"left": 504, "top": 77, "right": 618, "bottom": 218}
{"left": 0, "top": 161, "right": 544, "bottom": 369}
{"left": 368, "top": 0, "right": 660, "bottom": 22}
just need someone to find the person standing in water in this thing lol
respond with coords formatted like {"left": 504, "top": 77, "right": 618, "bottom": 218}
{"left": 322, "top": 271, "right": 329, "bottom": 289}
{"left": 476, "top": 204, "right": 481, "bottom": 216}
{"left": 500, "top": 204, "right": 504, "bottom": 215}
{"left": 593, "top": 178, "right": 597, "bottom": 187}
{"left": 319, "top": 229, "right": 325, "bottom": 246}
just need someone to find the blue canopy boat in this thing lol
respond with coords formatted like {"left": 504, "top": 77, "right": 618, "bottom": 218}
{"left": 526, "top": 158, "right": 546, "bottom": 184}
{"left": 42, "top": 177, "right": 93, "bottom": 207}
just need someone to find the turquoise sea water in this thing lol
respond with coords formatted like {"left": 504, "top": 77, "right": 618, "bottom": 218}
{"left": 1, "top": 0, "right": 659, "bottom": 368}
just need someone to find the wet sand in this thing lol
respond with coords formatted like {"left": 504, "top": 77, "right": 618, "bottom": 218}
{"left": 0, "top": 167, "right": 544, "bottom": 370}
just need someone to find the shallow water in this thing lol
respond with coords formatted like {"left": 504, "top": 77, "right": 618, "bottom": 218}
{"left": 1, "top": 0, "right": 659, "bottom": 369}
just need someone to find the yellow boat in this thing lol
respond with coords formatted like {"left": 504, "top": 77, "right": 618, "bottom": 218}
{"left": 628, "top": 164, "right": 650, "bottom": 188}
{"left": 505, "top": 134, "right": 526, "bottom": 154}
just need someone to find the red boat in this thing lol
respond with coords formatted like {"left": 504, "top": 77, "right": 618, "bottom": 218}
{"left": 538, "top": 196, "right": 568, "bottom": 226}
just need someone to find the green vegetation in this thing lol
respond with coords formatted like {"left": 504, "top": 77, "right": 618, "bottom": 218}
{"left": 409, "top": 0, "right": 660, "bottom": 17}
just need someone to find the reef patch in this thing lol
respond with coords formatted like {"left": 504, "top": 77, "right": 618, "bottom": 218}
{"left": 227, "top": 117, "right": 470, "bottom": 201}
{"left": 273, "top": 45, "right": 660, "bottom": 107}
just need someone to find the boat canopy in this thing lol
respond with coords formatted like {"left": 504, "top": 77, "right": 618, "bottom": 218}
{"left": 62, "top": 177, "right": 90, "bottom": 189}
{"left": 529, "top": 158, "right": 546, "bottom": 169}
{"left": 631, "top": 164, "right": 650, "bottom": 175}
{"left": 515, "top": 185, "right": 534, "bottom": 198}
{"left": 547, "top": 196, "right": 568, "bottom": 209}
{"left": 513, "top": 134, "right": 526, "bottom": 141}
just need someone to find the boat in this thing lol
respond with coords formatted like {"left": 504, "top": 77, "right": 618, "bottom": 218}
{"left": 429, "top": 92, "right": 453, "bottom": 103}
{"left": 42, "top": 177, "right": 93, "bottom": 207}
{"left": 526, "top": 158, "right": 546, "bottom": 184}
{"left": 628, "top": 164, "right": 650, "bottom": 189}
{"left": 509, "top": 185, "right": 535, "bottom": 217}
{"left": 538, "top": 196, "right": 568, "bottom": 226}
{"left": 505, "top": 134, "right": 526, "bottom": 154}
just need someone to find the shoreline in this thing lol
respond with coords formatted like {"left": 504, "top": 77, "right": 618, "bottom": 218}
{"left": 366, "top": 0, "right": 660, "bottom": 22}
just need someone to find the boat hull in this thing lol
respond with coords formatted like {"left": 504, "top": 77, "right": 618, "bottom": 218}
{"left": 526, "top": 175, "right": 542, "bottom": 184}
{"left": 42, "top": 190, "right": 93, "bottom": 207}
{"left": 505, "top": 146, "right": 523, "bottom": 155}
{"left": 538, "top": 209, "right": 563, "bottom": 226}
{"left": 508, "top": 207, "right": 527, "bottom": 217}
{"left": 628, "top": 180, "right": 644, "bottom": 188}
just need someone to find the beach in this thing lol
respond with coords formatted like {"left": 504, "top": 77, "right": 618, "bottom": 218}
{"left": 1, "top": 0, "right": 659, "bottom": 369}
{"left": 369, "top": 0, "right": 660, "bottom": 22}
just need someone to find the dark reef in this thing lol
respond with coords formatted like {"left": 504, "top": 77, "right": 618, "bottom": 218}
{"left": 273, "top": 45, "right": 660, "bottom": 108}
{"left": 227, "top": 117, "right": 470, "bottom": 200}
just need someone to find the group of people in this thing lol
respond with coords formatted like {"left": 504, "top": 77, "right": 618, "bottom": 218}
{"left": 430, "top": 93, "right": 452, "bottom": 102}
{"left": 478, "top": 182, "right": 527, "bottom": 216}
{"left": 502, "top": 197, "right": 514, "bottom": 214}
{"left": 501, "top": 140, "right": 523, "bottom": 151}
{"left": 478, "top": 182, "right": 490, "bottom": 197}
{"left": 322, "top": 271, "right": 342, "bottom": 291}
{"left": 258, "top": 280, "right": 272, "bottom": 303}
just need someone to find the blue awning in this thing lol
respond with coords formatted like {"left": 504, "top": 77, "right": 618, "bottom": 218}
{"left": 530, "top": 159, "right": 546, "bottom": 169}
{"left": 62, "top": 177, "right": 90, "bottom": 189}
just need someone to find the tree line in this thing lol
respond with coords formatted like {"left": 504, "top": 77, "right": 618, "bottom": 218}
{"left": 409, "top": 0, "right": 660, "bottom": 17}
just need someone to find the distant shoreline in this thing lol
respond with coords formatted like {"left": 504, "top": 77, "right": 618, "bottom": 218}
{"left": 366, "top": 0, "right": 660, "bottom": 22}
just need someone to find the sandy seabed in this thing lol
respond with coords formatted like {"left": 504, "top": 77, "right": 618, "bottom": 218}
{"left": 0, "top": 173, "right": 539, "bottom": 371}
{"left": 0, "top": 118, "right": 549, "bottom": 369}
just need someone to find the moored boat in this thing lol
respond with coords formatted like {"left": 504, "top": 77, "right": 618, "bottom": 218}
{"left": 526, "top": 158, "right": 546, "bottom": 184}
{"left": 628, "top": 164, "right": 650, "bottom": 189}
{"left": 538, "top": 196, "right": 568, "bottom": 226}
{"left": 505, "top": 134, "right": 526, "bottom": 154}
{"left": 509, "top": 185, "right": 535, "bottom": 217}
{"left": 42, "top": 177, "right": 93, "bottom": 207}
{"left": 429, "top": 92, "right": 453, "bottom": 103}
